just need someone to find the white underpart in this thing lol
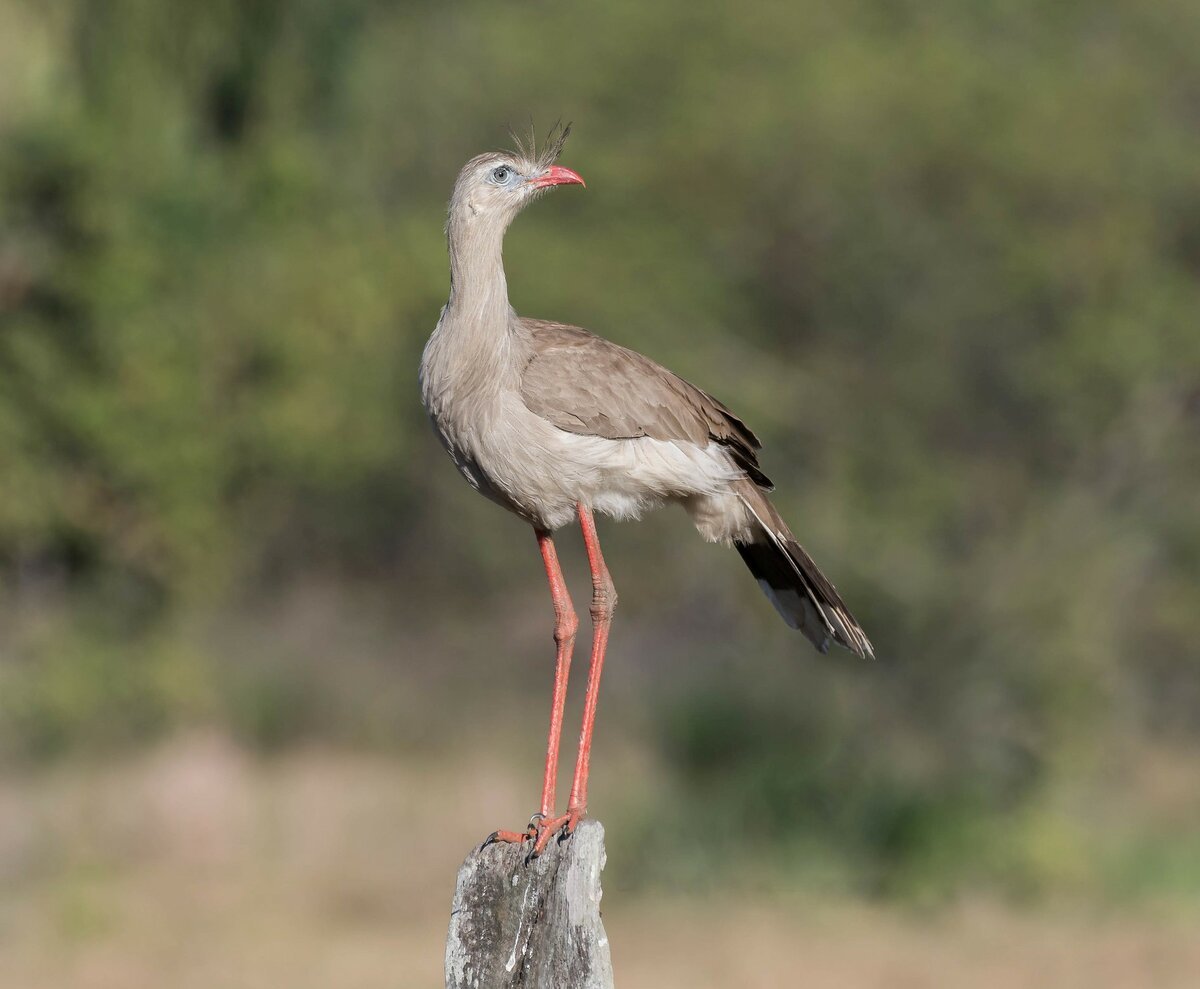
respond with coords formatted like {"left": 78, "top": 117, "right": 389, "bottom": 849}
{"left": 430, "top": 387, "right": 754, "bottom": 537}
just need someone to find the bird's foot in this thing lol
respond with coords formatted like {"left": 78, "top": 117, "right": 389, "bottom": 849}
{"left": 482, "top": 812, "right": 545, "bottom": 849}
{"left": 481, "top": 806, "right": 585, "bottom": 859}
{"left": 529, "top": 804, "right": 585, "bottom": 857}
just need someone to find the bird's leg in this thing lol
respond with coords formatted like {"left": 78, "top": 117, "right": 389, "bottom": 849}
{"left": 569, "top": 503, "right": 616, "bottom": 816}
{"left": 534, "top": 529, "right": 579, "bottom": 820}
{"left": 485, "top": 527, "right": 578, "bottom": 848}
{"left": 532, "top": 503, "right": 615, "bottom": 855}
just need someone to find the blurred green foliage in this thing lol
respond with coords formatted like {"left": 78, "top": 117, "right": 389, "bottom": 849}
{"left": 2, "top": 0, "right": 1199, "bottom": 898}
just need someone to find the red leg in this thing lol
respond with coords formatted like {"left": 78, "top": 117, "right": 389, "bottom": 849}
{"left": 535, "top": 529, "right": 578, "bottom": 818}
{"left": 487, "top": 527, "right": 578, "bottom": 847}
{"left": 570, "top": 503, "right": 616, "bottom": 812}
{"left": 532, "top": 503, "right": 616, "bottom": 854}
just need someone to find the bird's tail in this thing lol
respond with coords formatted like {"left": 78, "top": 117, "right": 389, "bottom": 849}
{"left": 734, "top": 482, "right": 874, "bottom": 659}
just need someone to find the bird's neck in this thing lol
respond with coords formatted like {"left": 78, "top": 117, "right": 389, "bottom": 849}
{"left": 445, "top": 212, "right": 512, "bottom": 323}
{"left": 425, "top": 212, "right": 526, "bottom": 406}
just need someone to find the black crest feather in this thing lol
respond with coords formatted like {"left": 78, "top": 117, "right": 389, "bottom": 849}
{"left": 508, "top": 120, "right": 573, "bottom": 171}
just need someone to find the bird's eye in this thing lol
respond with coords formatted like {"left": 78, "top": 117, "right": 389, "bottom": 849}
{"left": 490, "top": 165, "right": 513, "bottom": 184}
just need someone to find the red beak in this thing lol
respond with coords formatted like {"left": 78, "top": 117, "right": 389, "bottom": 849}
{"left": 528, "top": 165, "right": 586, "bottom": 189}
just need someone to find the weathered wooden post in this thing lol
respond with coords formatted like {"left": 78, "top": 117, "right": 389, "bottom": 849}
{"left": 445, "top": 820, "right": 614, "bottom": 988}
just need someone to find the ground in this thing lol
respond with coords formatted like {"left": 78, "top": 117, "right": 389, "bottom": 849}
{"left": 0, "top": 734, "right": 1196, "bottom": 988}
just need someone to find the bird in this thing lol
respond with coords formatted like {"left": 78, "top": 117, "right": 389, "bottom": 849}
{"left": 420, "top": 125, "right": 873, "bottom": 856}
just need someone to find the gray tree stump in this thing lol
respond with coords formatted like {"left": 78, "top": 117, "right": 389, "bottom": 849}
{"left": 445, "top": 820, "right": 614, "bottom": 989}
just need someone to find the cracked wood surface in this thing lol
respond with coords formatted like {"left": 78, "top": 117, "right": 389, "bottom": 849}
{"left": 445, "top": 820, "right": 614, "bottom": 988}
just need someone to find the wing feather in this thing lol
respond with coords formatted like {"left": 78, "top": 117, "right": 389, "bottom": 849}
{"left": 519, "top": 319, "right": 772, "bottom": 488}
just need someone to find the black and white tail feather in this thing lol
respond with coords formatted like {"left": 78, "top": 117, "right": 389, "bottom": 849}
{"left": 734, "top": 482, "right": 874, "bottom": 659}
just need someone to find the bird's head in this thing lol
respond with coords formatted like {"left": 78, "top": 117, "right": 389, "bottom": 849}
{"left": 448, "top": 123, "right": 584, "bottom": 230}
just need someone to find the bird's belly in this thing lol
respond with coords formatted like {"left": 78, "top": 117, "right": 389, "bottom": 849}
{"left": 438, "top": 397, "right": 741, "bottom": 531}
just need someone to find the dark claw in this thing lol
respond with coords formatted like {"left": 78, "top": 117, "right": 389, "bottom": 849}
{"left": 483, "top": 812, "right": 547, "bottom": 852}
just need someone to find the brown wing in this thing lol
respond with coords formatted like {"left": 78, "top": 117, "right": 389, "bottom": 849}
{"left": 519, "top": 319, "right": 772, "bottom": 488}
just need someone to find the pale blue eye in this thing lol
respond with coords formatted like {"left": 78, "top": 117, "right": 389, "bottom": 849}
{"left": 491, "top": 165, "right": 513, "bottom": 184}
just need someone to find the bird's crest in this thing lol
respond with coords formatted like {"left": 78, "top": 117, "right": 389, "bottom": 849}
{"left": 509, "top": 120, "right": 572, "bottom": 172}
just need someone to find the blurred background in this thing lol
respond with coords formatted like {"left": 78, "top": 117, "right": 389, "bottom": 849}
{"left": 2, "top": 1, "right": 1199, "bottom": 985}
